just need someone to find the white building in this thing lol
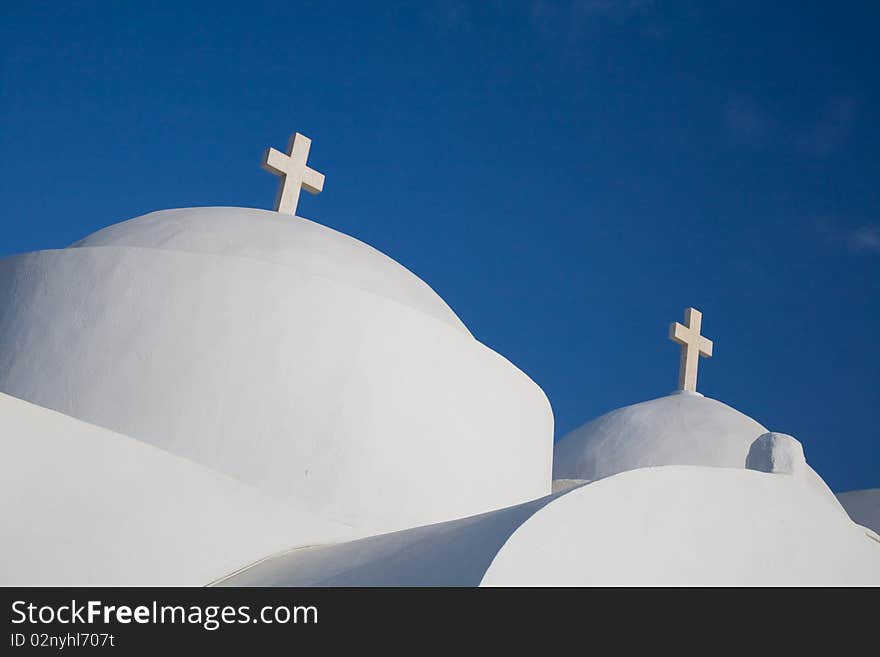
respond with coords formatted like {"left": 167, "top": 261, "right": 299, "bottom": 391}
{"left": 1, "top": 136, "right": 877, "bottom": 585}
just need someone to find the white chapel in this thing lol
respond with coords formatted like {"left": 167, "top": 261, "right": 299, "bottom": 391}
{"left": 0, "top": 134, "right": 877, "bottom": 586}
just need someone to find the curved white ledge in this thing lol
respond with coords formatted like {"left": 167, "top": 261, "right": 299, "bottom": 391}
{"left": 0, "top": 393, "right": 359, "bottom": 586}
{"left": 72, "top": 207, "right": 468, "bottom": 334}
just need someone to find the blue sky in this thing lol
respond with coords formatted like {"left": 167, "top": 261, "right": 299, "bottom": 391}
{"left": 2, "top": 1, "right": 877, "bottom": 492}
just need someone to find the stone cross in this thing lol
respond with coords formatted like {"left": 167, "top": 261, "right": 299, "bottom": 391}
{"left": 262, "top": 133, "right": 325, "bottom": 216}
{"left": 668, "top": 307, "right": 713, "bottom": 393}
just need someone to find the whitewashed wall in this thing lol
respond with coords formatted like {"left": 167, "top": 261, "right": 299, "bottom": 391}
{"left": 0, "top": 393, "right": 359, "bottom": 586}
{"left": 0, "top": 208, "right": 553, "bottom": 535}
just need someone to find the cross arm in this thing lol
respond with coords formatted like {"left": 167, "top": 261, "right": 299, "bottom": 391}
{"left": 669, "top": 322, "right": 689, "bottom": 345}
{"left": 302, "top": 168, "right": 325, "bottom": 195}
{"left": 262, "top": 147, "right": 288, "bottom": 175}
{"left": 699, "top": 336, "right": 713, "bottom": 357}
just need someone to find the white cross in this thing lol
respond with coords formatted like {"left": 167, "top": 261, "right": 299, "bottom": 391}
{"left": 262, "top": 133, "right": 325, "bottom": 216}
{"left": 668, "top": 307, "right": 713, "bottom": 393}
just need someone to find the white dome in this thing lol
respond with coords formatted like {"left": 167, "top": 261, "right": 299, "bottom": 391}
{"left": 483, "top": 466, "right": 880, "bottom": 586}
{"left": 553, "top": 392, "right": 767, "bottom": 481}
{"left": 553, "top": 392, "right": 844, "bottom": 512}
{"left": 0, "top": 207, "right": 553, "bottom": 535}
{"left": 217, "top": 466, "right": 880, "bottom": 586}
{"left": 72, "top": 207, "right": 468, "bottom": 334}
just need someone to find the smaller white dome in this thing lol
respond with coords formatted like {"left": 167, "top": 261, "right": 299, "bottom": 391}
{"left": 553, "top": 392, "right": 767, "bottom": 481}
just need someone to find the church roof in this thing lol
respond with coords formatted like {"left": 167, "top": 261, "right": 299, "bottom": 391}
{"left": 0, "top": 392, "right": 359, "bottom": 586}
{"left": 215, "top": 488, "right": 573, "bottom": 586}
{"left": 217, "top": 465, "right": 880, "bottom": 586}
{"left": 1, "top": 128, "right": 876, "bottom": 586}
{"left": 553, "top": 391, "right": 769, "bottom": 481}
{"left": 0, "top": 206, "right": 553, "bottom": 536}
{"left": 483, "top": 466, "right": 879, "bottom": 586}
{"left": 73, "top": 206, "right": 468, "bottom": 334}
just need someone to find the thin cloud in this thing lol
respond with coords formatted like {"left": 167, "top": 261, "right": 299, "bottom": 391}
{"left": 424, "top": 1, "right": 470, "bottom": 33}
{"left": 848, "top": 226, "right": 880, "bottom": 253}
{"left": 530, "top": 0, "right": 656, "bottom": 44}
{"left": 571, "top": 0, "right": 654, "bottom": 20}
{"left": 815, "top": 218, "right": 880, "bottom": 255}
{"left": 794, "top": 97, "right": 858, "bottom": 156}
{"left": 725, "top": 95, "right": 858, "bottom": 157}
{"left": 724, "top": 97, "right": 773, "bottom": 146}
